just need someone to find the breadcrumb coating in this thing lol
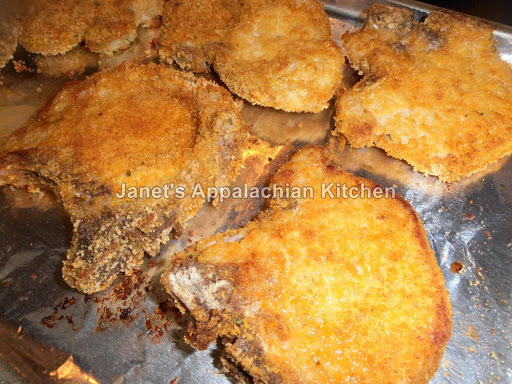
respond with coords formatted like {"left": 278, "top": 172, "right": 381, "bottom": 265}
{"left": 0, "top": 12, "right": 20, "bottom": 69}
{"left": 159, "top": 0, "right": 246, "bottom": 72}
{"left": 85, "top": 0, "right": 163, "bottom": 55}
{"left": 99, "top": 27, "right": 160, "bottom": 69}
{"left": 335, "top": 4, "right": 512, "bottom": 182}
{"left": 214, "top": 0, "right": 343, "bottom": 112}
{"left": 12, "top": 0, "right": 163, "bottom": 58}
{"left": 84, "top": 0, "right": 139, "bottom": 55}
{"left": 163, "top": 146, "right": 452, "bottom": 384}
{"left": 35, "top": 26, "right": 161, "bottom": 77}
{"left": 18, "top": 0, "right": 94, "bottom": 56}
{"left": 132, "top": 0, "right": 164, "bottom": 28}
{"left": 0, "top": 63, "right": 248, "bottom": 293}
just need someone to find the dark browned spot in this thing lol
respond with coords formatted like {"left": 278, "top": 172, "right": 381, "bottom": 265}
{"left": 450, "top": 261, "right": 463, "bottom": 274}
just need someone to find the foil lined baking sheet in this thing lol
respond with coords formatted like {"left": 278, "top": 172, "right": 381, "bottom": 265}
{"left": 0, "top": 1, "right": 511, "bottom": 383}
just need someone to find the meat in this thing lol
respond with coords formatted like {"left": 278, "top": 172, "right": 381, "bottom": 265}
{"left": 6, "top": 0, "right": 163, "bottom": 59}
{"left": 158, "top": 0, "right": 246, "bottom": 72}
{"left": 162, "top": 145, "right": 452, "bottom": 383}
{"left": 84, "top": 0, "right": 163, "bottom": 55}
{"left": 334, "top": 4, "right": 512, "bottom": 182}
{"left": 0, "top": 6, "right": 20, "bottom": 69}
{"left": 18, "top": 0, "right": 94, "bottom": 56}
{"left": 214, "top": 0, "right": 343, "bottom": 112}
{"left": 0, "top": 62, "right": 248, "bottom": 293}
{"left": 34, "top": 46, "right": 99, "bottom": 77}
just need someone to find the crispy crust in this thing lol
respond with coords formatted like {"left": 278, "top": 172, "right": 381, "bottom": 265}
{"left": 84, "top": 0, "right": 163, "bottom": 55}
{"left": 14, "top": 0, "right": 163, "bottom": 58}
{"left": 84, "top": 0, "right": 139, "bottom": 55}
{"left": 0, "top": 14, "right": 20, "bottom": 69}
{"left": 0, "top": 63, "right": 249, "bottom": 293}
{"left": 36, "top": 26, "right": 161, "bottom": 77}
{"left": 158, "top": 0, "right": 246, "bottom": 72}
{"left": 132, "top": 0, "right": 164, "bottom": 28}
{"left": 335, "top": 4, "right": 512, "bottom": 182}
{"left": 19, "top": 0, "right": 94, "bottom": 55}
{"left": 214, "top": 0, "right": 343, "bottom": 112}
{"left": 163, "top": 146, "right": 452, "bottom": 383}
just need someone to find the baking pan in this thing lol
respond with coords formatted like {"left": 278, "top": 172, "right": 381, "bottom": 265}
{"left": 0, "top": 1, "right": 511, "bottom": 383}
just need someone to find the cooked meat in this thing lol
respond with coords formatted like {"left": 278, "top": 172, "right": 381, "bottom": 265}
{"left": 0, "top": 63, "right": 248, "bottom": 294}
{"left": 335, "top": 4, "right": 512, "bottom": 182}
{"left": 35, "top": 46, "right": 99, "bottom": 77}
{"left": 162, "top": 145, "right": 452, "bottom": 383}
{"left": 18, "top": 0, "right": 94, "bottom": 56}
{"left": 0, "top": 11, "right": 20, "bottom": 69}
{"left": 13, "top": 0, "right": 163, "bottom": 58}
{"left": 158, "top": 0, "right": 246, "bottom": 73}
{"left": 84, "top": 0, "right": 139, "bottom": 55}
{"left": 35, "top": 26, "right": 161, "bottom": 77}
{"left": 85, "top": 0, "right": 163, "bottom": 55}
{"left": 214, "top": 0, "right": 343, "bottom": 112}
{"left": 132, "top": 0, "right": 164, "bottom": 28}
{"left": 99, "top": 26, "right": 160, "bottom": 69}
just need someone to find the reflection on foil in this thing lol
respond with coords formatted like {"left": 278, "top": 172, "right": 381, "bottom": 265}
{"left": 50, "top": 356, "right": 100, "bottom": 384}
{"left": 0, "top": 2, "right": 511, "bottom": 384}
{"left": 243, "top": 103, "right": 332, "bottom": 145}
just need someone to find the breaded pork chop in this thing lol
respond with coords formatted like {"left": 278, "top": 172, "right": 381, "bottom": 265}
{"left": 14, "top": 0, "right": 163, "bottom": 57}
{"left": 132, "top": 0, "right": 164, "bottom": 28}
{"left": 0, "top": 63, "right": 248, "bottom": 293}
{"left": 99, "top": 26, "right": 161, "bottom": 70}
{"left": 162, "top": 146, "right": 452, "bottom": 384}
{"left": 84, "top": 0, "right": 140, "bottom": 55}
{"left": 18, "top": 0, "right": 94, "bottom": 56}
{"left": 159, "top": 0, "right": 246, "bottom": 72}
{"left": 35, "top": 26, "right": 161, "bottom": 77}
{"left": 0, "top": 10, "right": 20, "bottom": 69}
{"left": 335, "top": 4, "right": 512, "bottom": 182}
{"left": 214, "top": 0, "right": 343, "bottom": 112}
{"left": 85, "top": 0, "right": 163, "bottom": 55}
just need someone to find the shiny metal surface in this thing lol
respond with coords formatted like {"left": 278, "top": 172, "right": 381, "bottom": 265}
{"left": 0, "top": 1, "right": 511, "bottom": 383}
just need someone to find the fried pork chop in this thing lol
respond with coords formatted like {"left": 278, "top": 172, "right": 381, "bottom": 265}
{"left": 84, "top": 0, "right": 163, "bottom": 56}
{"left": 18, "top": 0, "right": 94, "bottom": 56}
{"left": 214, "top": 0, "right": 343, "bottom": 112}
{"left": 0, "top": 63, "right": 248, "bottom": 293}
{"left": 335, "top": 4, "right": 512, "bottom": 182}
{"left": 13, "top": 0, "right": 163, "bottom": 57}
{"left": 158, "top": 0, "right": 246, "bottom": 72}
{"left": 0, "top": 8, "right": 20, "bottom": 69}
{"left": 162, "top": 146, "right": 452, "bottom": 383}
{"left": 35, "top": 26, "right": 161, "bottom": 77}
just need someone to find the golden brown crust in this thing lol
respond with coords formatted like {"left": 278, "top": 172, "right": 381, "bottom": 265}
{"left": 84, "top": 0, "right": 139, "bottom": 55}
{"left": 0, "top": 14, "right": 20, "bottom": 69}
{"left": 36, "top": 25, "right": 161, "bottom": 77}
{"left": 335, "top": 4, "right": 512, "bottom": 182}
{"left": 214, "top": 0, "right": 343, "bottom": 112}
{"left": 19, "top": 0, "right": 94, "bottom": 56}
{"left": 132, "top": 0, "right": 164, "bottom": 28}
{"left": 14, "top": 0, "right": 163, "bottom": 58}
{"left": 163, "top": 146, "right": 452, "bottom": 383}
{"left": 0, "top": 63, "right": 249, "bottom": 293}
{"left": 158, "top": 0, "right": 246, "bottom": 72}
{"left": 87, "top": 0, "right": 162, "bottom": 55}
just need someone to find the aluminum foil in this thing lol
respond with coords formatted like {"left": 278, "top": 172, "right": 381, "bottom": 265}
{"left": 1, "top": 1, "right": 511, "bottom": 383}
